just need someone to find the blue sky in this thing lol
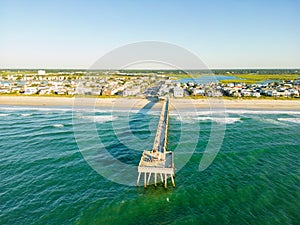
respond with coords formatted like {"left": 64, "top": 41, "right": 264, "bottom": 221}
{"left": 0, "top": 0, "right": 299, "bottom": 69}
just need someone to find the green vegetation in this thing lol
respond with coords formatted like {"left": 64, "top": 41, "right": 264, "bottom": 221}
{"left": 220, "top": 79, "right": 256, "bottom": 84}
{"left": 220, "top": 74, "right": 299, "bottom": 84}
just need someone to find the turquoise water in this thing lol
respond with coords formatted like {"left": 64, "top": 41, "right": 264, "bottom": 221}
{"left": 1, "top": 105, "right": 300, "bottom": 224}
{"left": 178, "top": 75, "right": 240, "bottom": 84}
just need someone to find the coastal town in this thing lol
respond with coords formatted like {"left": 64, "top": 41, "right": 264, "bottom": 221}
{"left": 0, "top": 70, "right": 299, "bottom": 98}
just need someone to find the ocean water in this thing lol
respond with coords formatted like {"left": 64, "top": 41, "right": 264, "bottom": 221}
{"left": 0, "top": 105, "right": 300, "bottom": 224}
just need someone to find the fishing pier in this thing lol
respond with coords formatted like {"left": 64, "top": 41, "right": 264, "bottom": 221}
{"left": 137, "top": 98, "right": 175, "bottom": 188}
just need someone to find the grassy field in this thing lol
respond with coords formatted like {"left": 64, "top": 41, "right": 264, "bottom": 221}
{"left": 219, "top": 74, "right": 299, "bottom": 84}
{"left": 169, "top": 73, "right": 300, "bottom": 82}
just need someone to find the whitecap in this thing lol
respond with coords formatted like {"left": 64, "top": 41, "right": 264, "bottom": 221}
{"left": 170, "top": 109, "right": 300, "bottom": 117}
{"left": 53, "top": 124, "right": 64, "bottom": 128}
{"left": 0, "top": 106, "right": 71, "bottom": 112}
{"left": 277, "top": 118, "right": 300, "bottom": 124}
{"left": 196, "top": 116, "right": 213, "bottom": 121}
{"left": 224, "top": 109, "right": 300, "bottom": 115}
{"left": 75, "top": 108, "right": 140, "bottom": 114}
{"left": 81, "top": 115, "right": 117, "bottom": 124}
{"left": 206, "top": 117, "right": 241, "bottom": 124}
{"left": 0, "top": 114, "right": 9, "bottom": 116}
{"left": 173, "top": 115, "right": 197, "bottom": 123}
{"left": 255, "top": 118, "right": 287, "bottom": 126}
{"left": 192, "top": 116, "right": 241, "bottom": 124}
{"left": 174, "top": 115, "right": 241, "bottom": 124}
{"left": 170, "top": 111, "right": 215, "bottom": 117}
{"left": 21, "top": 113, "right": 32, "bottom": 117}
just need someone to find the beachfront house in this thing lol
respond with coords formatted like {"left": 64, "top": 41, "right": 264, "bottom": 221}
{"left": 123, "top": 86, "right": 141, "bottom": 96}
{"left": 241, "top": 89, "right": 252, "bottom": 97}
{"left": 290, "top": 89, "right": 299, "bottom": 97}
{"left": 0, "top": 88, "right": 10, "bottom": 93}
{"left": 252, "top": 92, "right": 261, "bottom": 98}
{"left": 91, "top": 88, "right": 101, "bottom": 95}
{"left": 159, "top": 85, "right": 170, "bottom": 96}
{"left": 24, "top": 87, "right": 38, "bottom": 95}
{"left": 11, "top": 86, "right": 23, "bottom": 93}
{"left": 38, "top": 70, "right": 46, "bottom": 75}
{"left": 39, "top": 88, "right": 52, "bottom": 95}
{"left": 102, "top": 89, "right": 112, "bottom": 96}
{"left": 173, "top": 86, "right": 184, "bottom": 97}
{"left": 192, "top": 88, "right": 205, "bottom": 96}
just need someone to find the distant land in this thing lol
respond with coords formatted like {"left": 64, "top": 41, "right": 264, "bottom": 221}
{"left": 0, "top": 69, "right": 299, "bottom": 100}
{"left": 1, "top": 68, "right": 299, "bottom": 74}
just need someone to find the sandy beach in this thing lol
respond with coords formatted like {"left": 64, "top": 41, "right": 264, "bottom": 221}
{"left": 0, "top": 95, "right": 300, "bottom": 110}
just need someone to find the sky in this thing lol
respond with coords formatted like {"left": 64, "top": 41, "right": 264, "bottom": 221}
{"left": 0, "top": 0, "right": 299, "bottom": 69}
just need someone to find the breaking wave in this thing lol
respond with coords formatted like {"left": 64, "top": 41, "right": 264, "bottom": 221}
{"left": 20, "top": 113, "right": 32, "bottom": 117}
{"left": 53, "top": 124, "right": 64, "bottom": 128}
{"left": 277, "top": 118, "right": 300, "bottom": 124}
{"left": 174, "top": 115, "right": 241, "bottom": 124}
{"left": 80, "top": 115, "right": 117, "bottom": 124}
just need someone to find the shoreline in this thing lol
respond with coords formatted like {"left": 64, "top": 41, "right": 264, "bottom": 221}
{"left": 1, "top": 95, "right": 300, "bottom": 110}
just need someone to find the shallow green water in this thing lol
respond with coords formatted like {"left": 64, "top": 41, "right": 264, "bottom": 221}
{"left": 0, "top": 106, "right": 299, "bottom": 224}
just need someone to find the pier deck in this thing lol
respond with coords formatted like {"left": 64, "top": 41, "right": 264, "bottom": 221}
{"left": 137, "top": 98, "right": 175, "bottom": 188}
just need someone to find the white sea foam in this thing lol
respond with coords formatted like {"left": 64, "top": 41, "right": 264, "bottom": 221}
{"left": 173, "top": 116, "right": 198, "bottom": 124}
{"left": 0, "top": 106, "right": 71, "bottom": 112}
{"left": 226, "top": 110, "right": 300, "bottom": 115}
{"left": 174, "top": 115, "right": 241, "bottom": 124}
{"left": 140, "top": 110, "right": 161, "bottom": 116}
{"left": 94, "top": 108, "right": 161, "bottom": 115}
{"left": 278, "top": 118, "right": 300, "bottom": 124}
{"left": 53, "top": 124, "right": 64, "bottom": 128}
{"left": 76, "top": 108, "right": 114, "bottom": 113}
{"left": 170, "top": 109, "right": 300, "bottom": 117}
{"left": 20, "top": 113, "right": 32, "bottom": 117}
{"left": 255, "top": 118, "right": 287, "bottom": 126}
{"left": 197, "top": 117, "right": 241, "bottom": 124}
{"left": 0, "top": 114, "right": 9, "bottom": 116}
{"left": 81, "top": 115, "right": 117, "bottom": 123}
{"left": 170, "top": 111, "right": 216, "bottom": 117}
{"left": 1, "top": 106, "right": 299, "bottom": 116}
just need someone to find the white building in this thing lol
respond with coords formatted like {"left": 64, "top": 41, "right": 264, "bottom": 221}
{"left": 38, "top": 70, "right": 46, "bottom": 75}
{"left": 252, "top": 92, "right": 261, "bottom": 98}
{"left": 159, "top": 85, "right": 169, "bottom": 96}
{"left": 0, "top": 88, "right": 10, "bottom": 93}
{"left": 123, "top": 86, "right": 140, "bottom": 96}
{"left": 173, "top": 86, "right": 184, "bottom": 97}
{"left": 24, "top": 87, "right": 38, "bottom": 95}
{"left": 165, "top": 79, "right": 172, "bottom": 85}
{"left": 193, "top": 88, "right": 205, "bottom": 96}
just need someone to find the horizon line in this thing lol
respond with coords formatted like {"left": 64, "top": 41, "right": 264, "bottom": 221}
{"left": 1, "top": 68, "right": 299, "bottom": 71}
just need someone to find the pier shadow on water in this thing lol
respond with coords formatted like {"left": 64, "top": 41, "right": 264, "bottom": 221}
{"left": 102, "top": 97, "right": 159, "bottom": 165}
{"left": 129, "top": 97, "right": 158, "bottom": 140}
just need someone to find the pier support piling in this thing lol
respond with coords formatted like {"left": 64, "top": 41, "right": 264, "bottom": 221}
{"left": 147, "top": 172, "right": 152, "bottom": 185}
{"left": 144, "top": 172, "right": 147, "bottom": 188}
{"left": 164, "top": 174, "right": 167, "bottom": 189}
{"left": 160, "top": 173, "right": 164, "bottom": 183}
{"left": 171, "top": 174, "right": 175, "bottom": 187}
{"left": 136, "top": 172, "right": 141, "bottom": 186}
